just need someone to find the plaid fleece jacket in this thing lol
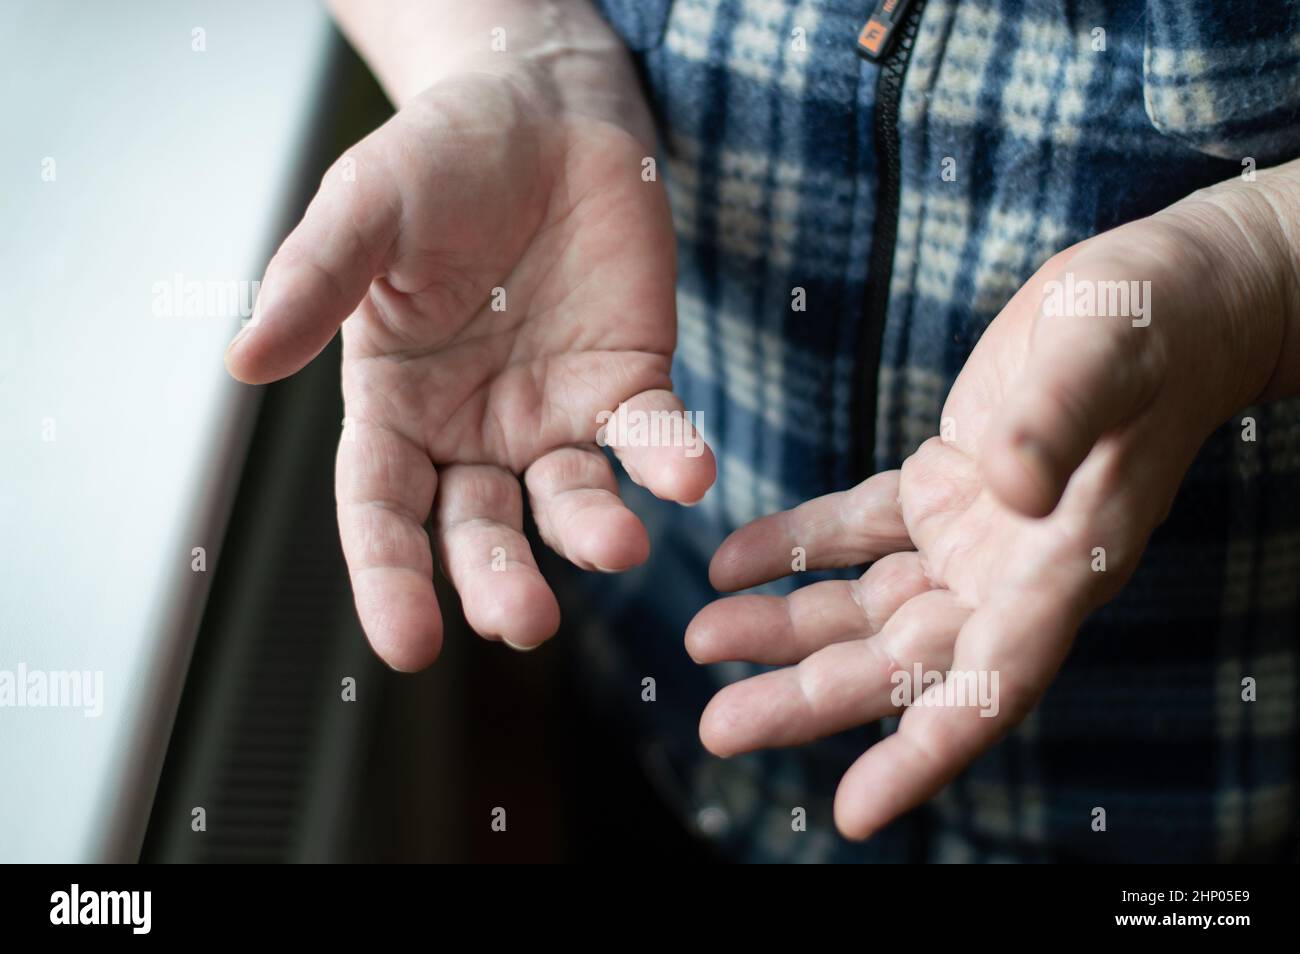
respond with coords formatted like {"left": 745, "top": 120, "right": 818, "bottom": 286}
{"left": 565, "top": 0, "right": 1300, "bottom": 861}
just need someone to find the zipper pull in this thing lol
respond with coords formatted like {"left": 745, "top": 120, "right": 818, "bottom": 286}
{"left": 856, "top": 0, "right": 916, "bottom": 61}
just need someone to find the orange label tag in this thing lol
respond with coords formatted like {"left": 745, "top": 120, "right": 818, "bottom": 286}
{"left": 857, "top": 19, "right": 888, "bottom": 55}
{"left": 855, "top": 0, "right": 916, "bottom": 61}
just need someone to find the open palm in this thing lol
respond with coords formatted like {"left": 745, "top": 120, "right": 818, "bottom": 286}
{"left": 689, "top": 227, "right": 1230, "bottom": 839}
{"left": 227, "top": 74, "right": 714, "bottom": 669}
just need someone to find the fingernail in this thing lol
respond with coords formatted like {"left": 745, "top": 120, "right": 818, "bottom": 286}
{"left": 227, "top": 321, "right": 254, "bottom": 354}
{"left": 1012, "top": 433, "right": 1058, "bottom": 501}
{"left": 502, "top": 636, "right": 540, "bottom": 653}
{"left": 227, "top": 286, "right": 267, "bottom": 353}
{"left": 1013, "top": 432, "right": 1049, "bottom": 467}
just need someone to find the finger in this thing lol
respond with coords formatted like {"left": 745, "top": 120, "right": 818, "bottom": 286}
{"left": 686, "top": 551, "right": 934, "bottom": 665}
{"left": 226, "top": 145, "right": 400, "bottom": 384}
{"left": 434, "top": 464, "right": 561, "bottom": 650}
{"left": 699, "top": 589, "right": 970, "bottom": 757}
{"left": 981, "top": 266, "right": 1162, "bottom": 518}
{"left": 336, "top": 419, "right": 442, "bottom": 672}
{"left": 599, "top": 389, "right": 716, "bottom": 505}
{"left": 524, "top": 444, "right": 649, "bottom": 572}
{"left": 896, "top": 436, "right": 983, "bottom": 553}
{"left": 833, "top": 589, "right": 1080, "bottom": 840}
{"left": 708, "top": 470, "right": 912, "bottom": 592}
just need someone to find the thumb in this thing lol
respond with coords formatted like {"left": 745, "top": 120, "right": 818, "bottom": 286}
{"left": 981, "top": 264, "right": 1161, "bottom": 517}
{"left": 225, "top": 147, "right": 400, "bottom": 384}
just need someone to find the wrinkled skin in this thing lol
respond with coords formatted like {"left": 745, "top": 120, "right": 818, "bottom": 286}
{"left": 689, "top": 208, "right": 1285, "bottom": 838}
{"left": 227, "top": 74, "right": 715, "bottom": 669}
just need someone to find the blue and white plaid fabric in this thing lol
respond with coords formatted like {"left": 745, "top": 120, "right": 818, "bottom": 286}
{"left": 565, "top": 0, "right": 1300, "bottom": 861}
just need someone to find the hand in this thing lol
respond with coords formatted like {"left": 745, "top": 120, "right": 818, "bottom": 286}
{"left": 226, "top": 64, "right": 714, "bottom": 670}
{"left": 686, "top": 167, "right": 1300, "bottom": 839}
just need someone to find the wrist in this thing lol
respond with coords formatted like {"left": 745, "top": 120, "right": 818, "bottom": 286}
{"left": 328, "top": 0, "right": 656, "bottom": 147}
{"left": 1237, "top": 159, "right": 1300, "bottom": 402}
{"left": 1150, "top": 159, "right": 1300, "bottom": 417}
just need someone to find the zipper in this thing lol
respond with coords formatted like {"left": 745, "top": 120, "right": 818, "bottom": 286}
{"left": 852, "top": 0, "right": 927, "bottom": 484}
